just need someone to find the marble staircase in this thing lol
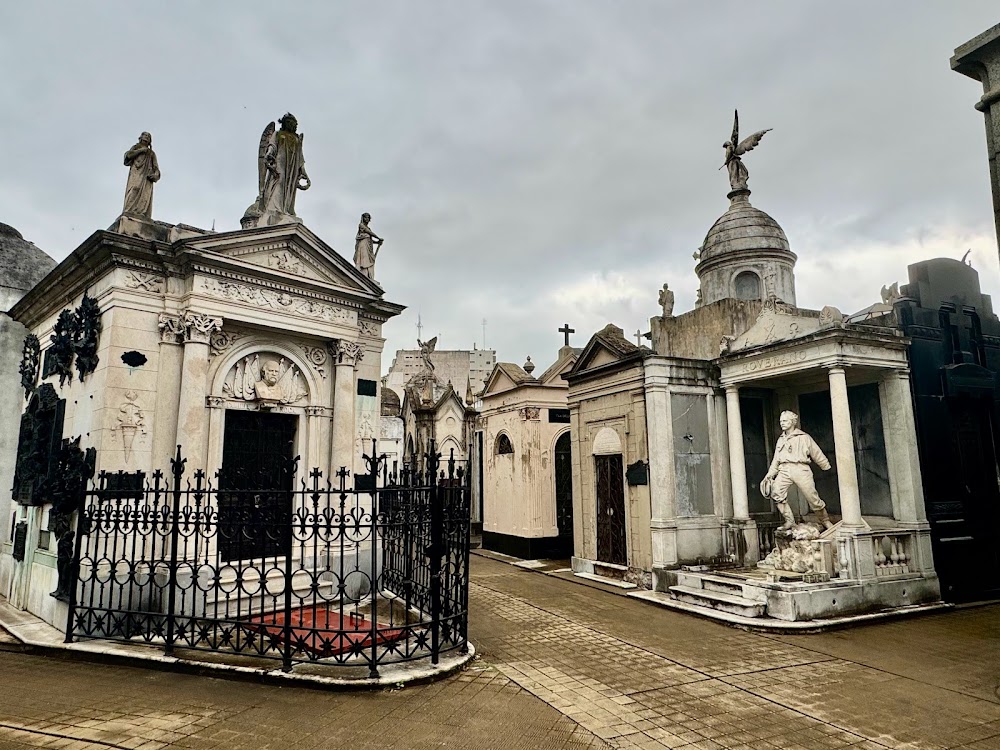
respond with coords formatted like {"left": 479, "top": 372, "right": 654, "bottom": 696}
{"left": 668, "top": 571, "right": 766, "bottom": 618}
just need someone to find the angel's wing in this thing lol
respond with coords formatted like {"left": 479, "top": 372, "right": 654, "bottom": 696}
{"left": 730, "top": 110, "right": 739, "bottom": 147}
{"left": 735, "top": 128, "right": 771, "bottom": 156}
{"left": 257, "top": 122, "right": 276, "bottom": 196}
{"left": 425, "top": 336, "right": 438, "bottom": 353}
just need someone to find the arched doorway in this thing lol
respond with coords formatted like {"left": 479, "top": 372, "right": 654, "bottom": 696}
{"left": 592, "top": 427, "right": 626, "bottom": 565}
{"left": 554, "top": 432, "right": 574, "bottom": 554}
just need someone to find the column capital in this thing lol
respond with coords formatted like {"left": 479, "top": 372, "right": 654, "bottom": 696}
{"left": 158, "top": 314, "right": 185, "bottom": 344}
{"left": 182, "top": 311, "right": 223, "bottom": 344}
{"left": 328, "top": 338, "right": 364, "bottom": 368}
{"left": 825, "top": 365, "right": 847, "bottom": 375}
{"left": 724, "top": 384, "right": 741, "bottom": 395}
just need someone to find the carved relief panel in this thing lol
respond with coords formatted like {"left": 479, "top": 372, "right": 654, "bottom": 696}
{"left": 222, "top": 353, "right": 309, "bottom": 404}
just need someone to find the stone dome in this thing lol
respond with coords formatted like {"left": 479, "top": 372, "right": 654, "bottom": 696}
{"left": 699, "top": 194, "right": 790, "bottom": 261}
{"left": 0, "top": 223, "right": 57, "bottom": 311}
{"left": 694, "top": 191, "right": 798, "bottom": 307}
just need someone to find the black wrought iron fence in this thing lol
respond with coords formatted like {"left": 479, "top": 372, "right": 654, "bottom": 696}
{"left": 67, "top": 441, "right": 471, "bottom": 678}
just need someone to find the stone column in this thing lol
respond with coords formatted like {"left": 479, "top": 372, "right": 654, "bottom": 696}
{"left": 329, "top": 339, "right": 362, "bottom": 475}
{"left": 952, "top": 27, "right": 1000, "bottom": 256}
{"left": 879, "top": 370, "right": 927, "bottom": 524}
{"left": 175, "top": 312, "right": 222, "bottom": 471}
{"left": 724, "top": 386, "right": 750, "bottom": 521}
{"left": 827, "top": 366, "right": 864, "bottom": 528}
{"left": 152, "top": 314, "right": 185, "bottom": 472}
{"left": 644, "top": 380, "right": 678, "bottom": 574}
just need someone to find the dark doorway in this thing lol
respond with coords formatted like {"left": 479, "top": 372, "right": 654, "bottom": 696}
{"left": 595, "top": 454, "right": 626, "bottom": 565}
{"left": 219, "top": 410, "right": 298, "bottom": 561}
{"left": 739, "top": 395, "right": 772, "bottom": 516}
{"left": 554, "top": 432, "right": 574, "bottom": 553}
{"left": 931, "top": 396, "right": 1000, "bottom": 600}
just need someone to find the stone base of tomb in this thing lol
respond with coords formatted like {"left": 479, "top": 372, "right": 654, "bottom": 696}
{"left": 642, "top": 522, "right": 944, "bottom": 630}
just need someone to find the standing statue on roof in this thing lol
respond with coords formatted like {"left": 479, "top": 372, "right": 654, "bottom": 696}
{"left": 243, "top": 113, "right": 311, "bottom": 227}
{"left": 721, "top": 110, "right": 771, "bottom": 192}
{"left": 354, "top": 212, "right": 383, "bottom": 281}
{"left": 122, "top": 132, "right": 160, "bottom": 218}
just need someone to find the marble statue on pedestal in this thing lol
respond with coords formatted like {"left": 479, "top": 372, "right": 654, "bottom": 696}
{"left": 721, "top": 110, "right": 771, "bottom": 192}
{"left": 243, "top": 114, "right": 310, "bottom": 227}
{"left": 354, "top": 213, "right": 383, "bottom": 280}
{"left": 122, "top": 132, "right": 160, "bottom": 218}
{"left": 760, "top": 410, "right": 834, "bottom": 531}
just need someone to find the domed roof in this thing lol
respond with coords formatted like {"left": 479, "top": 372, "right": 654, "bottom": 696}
{"left": 0, "top": 223, "right": 57, "bottom": 310}
{"left": 699, "top": 193, "right": 790, "bottom": 262}
{"left": 381, "top": 386, "right": 401, "bottom": 417}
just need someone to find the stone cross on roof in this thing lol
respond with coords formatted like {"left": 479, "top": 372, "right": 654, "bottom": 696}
{"left": 559, "top": 323, "right": 575, "bottom": 346}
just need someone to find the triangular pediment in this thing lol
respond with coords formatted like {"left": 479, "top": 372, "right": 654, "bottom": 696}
{"left": 569, "top": 325, "right": 645, "bottom": 377}
{"left": 181, "top": 223, "right": 383, "bottom": 296}
{"left": 723, "top": 297, "right": 821, "bottom": 353}
{"left": 537, "top": 350, "right": 578, "bottom": 386}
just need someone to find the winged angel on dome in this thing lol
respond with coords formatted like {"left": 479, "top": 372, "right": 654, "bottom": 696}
{"left": 721, "top": 110, "right": 771, "bottom": 192}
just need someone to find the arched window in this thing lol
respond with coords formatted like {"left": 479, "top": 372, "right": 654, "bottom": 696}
{"left": 496, "top": 433, "right": 514, "bottom": 455}
{"left": 734, "top": 271, "right": 762, "bottom": 300}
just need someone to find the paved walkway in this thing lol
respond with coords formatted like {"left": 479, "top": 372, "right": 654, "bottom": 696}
{"left": 0, "top": 555, "right": 998, "bottom": 749}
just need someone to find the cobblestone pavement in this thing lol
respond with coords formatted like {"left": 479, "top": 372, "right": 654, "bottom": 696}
{"left": 0, "top": 556, "right": 998, "bottom": 750}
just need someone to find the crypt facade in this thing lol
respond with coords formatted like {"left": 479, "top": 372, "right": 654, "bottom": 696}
{"left": 1, "top": 123, "right": 404, "bottom": 629}
{"left": 565, "top": 114, "right": 941, "bottom": 624}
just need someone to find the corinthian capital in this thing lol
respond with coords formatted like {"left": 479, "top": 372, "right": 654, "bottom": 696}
{"left": 182, "top": 311, "right": 223, "bottom": 344}
{"left": 328, "top": 338, "right": 364, "bottom": 367}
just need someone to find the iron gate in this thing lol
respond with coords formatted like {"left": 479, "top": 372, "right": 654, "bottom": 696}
{"left": 67, "top": 441, "right": 471, "bottom": 677}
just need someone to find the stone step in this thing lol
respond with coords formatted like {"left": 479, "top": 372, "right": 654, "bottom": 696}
{"left": 674, "top": 571, "right": 745, "bottom": 596}
{"left": 668, "top": 585, "right": 767, "bottom": 619}
{"left": 677, "top": 572, "right": 743, "bottom": 596}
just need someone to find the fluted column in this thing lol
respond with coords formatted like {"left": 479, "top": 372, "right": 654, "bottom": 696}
{"left": 725, "top": 386, "right": 749, "bottom": 521}
{"left": 174, "top": 312, "right": 222, "bottom": 471}
{"left": 329, "top": 339, "right": 363, "bottom": 475}
{"left": 828, "top": 366, "right": 863, "bottom": 527}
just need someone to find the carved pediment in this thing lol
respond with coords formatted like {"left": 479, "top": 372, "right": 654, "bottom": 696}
{"left": 183, "top": 225, "right": 382, "bottom": 296}
{"left": 722, "top": 297, "right": 819, "bottom": 354}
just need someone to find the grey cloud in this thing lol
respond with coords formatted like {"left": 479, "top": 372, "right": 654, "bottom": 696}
{"left": 1, "top": 1, "right": 998, "bottom": 371}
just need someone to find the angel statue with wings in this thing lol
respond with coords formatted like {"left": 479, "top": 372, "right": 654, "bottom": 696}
{"left": 245, "top": 113, "right": 311, "bottom": 227}
{"left": 417, "top": 337, "right": 437, "bottom": 372}
{"left": 721, "top": 110, "right": 771, "bottom": 192}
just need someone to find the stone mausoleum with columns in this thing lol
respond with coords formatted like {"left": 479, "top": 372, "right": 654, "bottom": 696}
{"left": 0, "top": 124, "right": 404, "bottom": 630}
{"left": 566, "top": 122, "right": 941, "bottom": 626}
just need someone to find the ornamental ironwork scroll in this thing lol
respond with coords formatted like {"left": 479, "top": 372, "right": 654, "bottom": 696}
{"left": 19, "top": 334, "right": 40, "bottom": 398}
{"left": 12, "top": 384, "right": 66, "bottom": 506}
{"left": 72, "top": 293, "right": 102, "bottom": 381}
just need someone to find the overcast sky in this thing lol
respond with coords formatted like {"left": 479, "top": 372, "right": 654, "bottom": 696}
{"left": 2, "top": 2, "right": 998, "bottom": 372}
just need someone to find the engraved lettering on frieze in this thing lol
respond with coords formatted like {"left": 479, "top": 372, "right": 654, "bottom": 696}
{"left": 183, "top": 312, "right": 223, "bottom": 344}
{"left": 158, "top": 314, "right": 185, "bottom": 344}
{"left": 268, "top": 250, "right": 306, "bottom": 276}
{"left": 742, "top": 350, "right": 809, "bottom": 374}
{"left": 123, "top": 270, "right": 165, "bottom": 293}
{"left": 301, "top": 345, "right": 328, "bottom": 378}
{"left": 201, "top": 278, "right": 353, "bottom": 324}
{"left": 223, "top": 353, "right": 307, "bottom": 404}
